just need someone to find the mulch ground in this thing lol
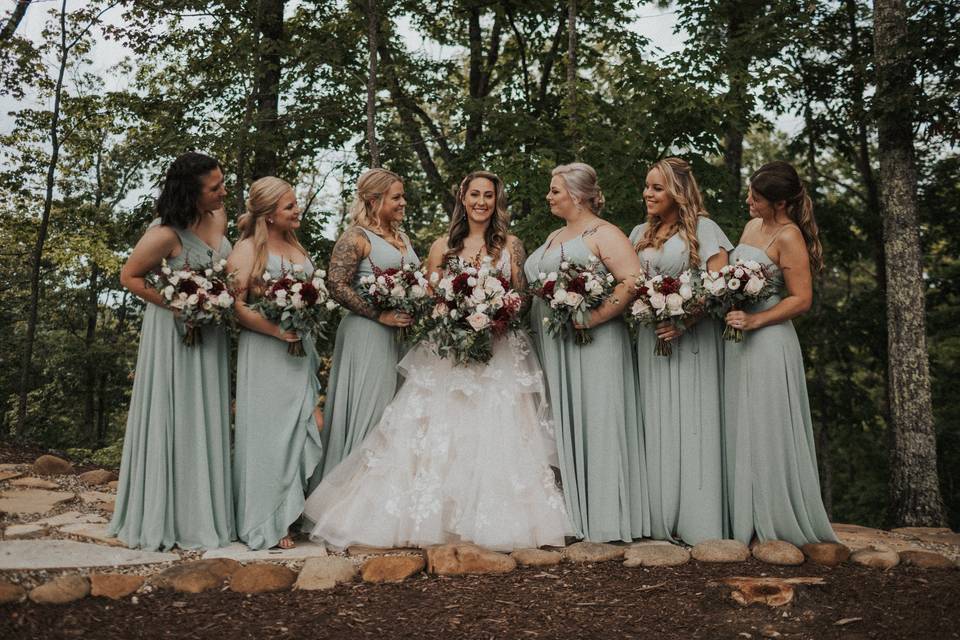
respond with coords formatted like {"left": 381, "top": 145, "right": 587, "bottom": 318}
{"left": 3, "top": 560, "right": 958, "bottom": 640}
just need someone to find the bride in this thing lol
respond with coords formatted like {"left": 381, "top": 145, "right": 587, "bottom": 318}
{"left": 302, "top": 170, "right": 572, "bottom": 551}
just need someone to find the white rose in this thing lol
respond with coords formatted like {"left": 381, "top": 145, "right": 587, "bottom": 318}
{"left": 390, "top": 285, "right": 405, "bottom": 299}
{"left": 649, "top": 292, "right": 666, "bottom": 310}
{"left": 466, "top": 312, "right": 491, "bottom": 331}
{"left": 467, "top": 276, "right": 477, "bottom": 287}
{"left": 276, "top": 289, "right": 288, "bottom": 299}
{"left": 262, "top": 271, "right": 272, "bottom": 282}
{"left": 368, "top": 284, "right": 377, "bottom": 295}
{"left": 290, "top": 293, "right": 303, "bottom": 308}
{"left": 325, "top": 300, "right": 338, "bottom": 310}
{"left": 162, "top": 285, "right": 175, "bottom": 300}
{"left": 376, "top": 275, "right": 387, "bottom": 286}
{"left": 217, "top": 292, "right": 233, "bottom": 308}
{"left": 293, "top": 264, "right": 305, "bottom": 273}
{"left": 186, "top": 293, "right": 199, "bottom": 306}
{"left": 565, "top": 291, "right": 584, "bottom": 308}
{"left": 631, "top": 299, "right": 651, "bottom": 317}
{"left": 679, "top": 272, "right": 691, "bottom": 284}
{"left": 679, "top": 284, "right": 693, "bottom": 300}
{"left": 560, "top": 261, "right": 570, "bottom": 270}
{"left": 291, "top": 282, "right": 303, "bottom": 293}
{"left": 161, "top": 265, "right": 171, "bottom": 276}
{"left": 538, "top": 272, "right": 547, "bottom": 281}
{"left": 727, "top": 279, "right": 741, "bottom": 291}
{"left": 168, "top": 275, "right": 180, "bottom": 286}
{"left": 733, "top": 267, "right": 745, "bottom": 278}
{"left": 744, "top": 277, "right": 764, "bottom": 295}
{"left": 546, "top": 272, "right": 558, "bottom": 282}
{"left": 744, "top": 260, "right": 761, "bottom": 271}
{"left": 666, "top": 293, "right": 685, "bottom": 315}
{"left": 432, "top": 303, "right": 448, "bottom": 318}
{"left": 605, "top": 274, "right": 615, "bottom": 284}
{"left": 204, "top": 268, "right": 213, "bottom": 277}
{"left": 709, "top": 278, "right": 727, "bottom": 295}
{"left": 410, "top": 284, "right": 426, "bottom": 298}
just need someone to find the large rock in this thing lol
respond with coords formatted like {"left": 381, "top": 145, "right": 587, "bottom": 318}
{"left": 801, "top": 542, "right": 850, "bottom": 567}
{"left": 202, "top": 541, "right": 328, "bottom": 562}
{"left": 3, "top": 523, "right": 48, "bottom": 539}
{"left": 361, "top": 555, "right": 425, "bottom": 583}
{"left": 850, "top": 545, "right": 899, "bottom": 570}
{"left": 34, "top": 511, "right": 107, "bottom": 527}
{"left": 0, "top": 579, "right": 26, "bottom": 604}
{"left": 78, "top": 470, "right": 117, "bottom": 486}
{"left": 29, "top": 575, "right": 90, "bottom": 604}
{"left": 752, "top": 540, "right": 804, "bottom": 566}
{"left": 511, "top": 548, "right": 563, "bottom": 567}
{"left": 624, "top": 544, "right": 690, "bottom": 567}
{"left": 0, "top": 467, "right": 24, "bottom": 482}
{"left": 153, "top": 558, "right": 241, "bottom": 593}
{"left": 0, "top": 489, "right": 75, "bottom": 515}
{"left": 562, "top": 542, "right": 625, "bottom": 563}
{"left": 59, "top": 523, "right": 127, "bottom": 547}
{"left": 426, "top": 543, "right": 517, "bottom": 575}
{"left": 0, "top": 539, "right": 177, "bottom": 570}
{"left": 899, "top": 550, "right": 957, "bottom": 570}
{"left": 9, "top": 477, "right": 59, "bottom": 490}
{"left": 33, "top": 455, "right": 75, "bottom": 476}
{"left": 692, "top": 539, "right": 751, "bottom": 563}
{"left": 90, "top": 573, "right": 145, "bottom": 599}
{"left": 294, "top": 557, "right": 358, "bottom": 590}
{"left": 229, "top": 563, "right": 297, "bottom": 593}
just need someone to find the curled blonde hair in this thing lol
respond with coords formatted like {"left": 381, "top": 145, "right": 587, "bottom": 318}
{"left": 552, "top": 162, "right": 605, "bottom": 214}
{"left": 349, "top": 168, "right": 403, "bottom": 233}
{"left": 634, "top": 157, "right": 708, "bottom": 269}
{"left": 237, "top": 176, "right": 308, "bottom": 291}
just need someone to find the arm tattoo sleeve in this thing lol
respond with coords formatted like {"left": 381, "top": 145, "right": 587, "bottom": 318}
{"left": 326, "top": 228, "right": 379, "bottom": 319}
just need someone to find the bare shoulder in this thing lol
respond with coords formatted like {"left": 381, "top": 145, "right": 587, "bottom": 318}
{"left": 776, "top": 224, "right": 806, "bottom": 251}
{"left": 231, "top": 237, "right": 256, "bottom": 259}
{"left": 429, "top": 236, "right": 450, "bottom": 254}
{"left": 592, "top": 222, "right": 631, "bottom": 246}
{"left": 506, "top": 234, "right": 525, "bottom": 250}
{"left": 140, "top": 223, "right": 180, "bottom": 249}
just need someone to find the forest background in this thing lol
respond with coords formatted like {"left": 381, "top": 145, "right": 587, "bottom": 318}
{"left": 0, "top": 0, "right": 957, "bottom": 530}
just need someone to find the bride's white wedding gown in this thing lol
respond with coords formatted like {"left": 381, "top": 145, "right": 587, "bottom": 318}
{"left": 302, "top": 253, "right": 572, "bottom": 551}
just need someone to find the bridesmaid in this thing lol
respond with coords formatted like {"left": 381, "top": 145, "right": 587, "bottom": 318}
{"left": 229, "top": 177, "right": 324, "bottom": 550}
{"left": 724, "top": 160, "right": 837, "bottom": 546}
{"left": 524, "top": 162, "right": 650, "bottom": 542}
{"left": 109, "top": 152, "right": 235, "bottom": 550}
{"left": 630, "top": 158, "right": 732, "bottom": 545}
{"left": 313, "top": 168, "right": 420, "bottom": 482}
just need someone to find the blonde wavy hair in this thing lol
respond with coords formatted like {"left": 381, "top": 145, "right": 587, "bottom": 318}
{"left": 749, "top": 161, "right": 823, "bottom": 273}
{"left": 634, "top": 157, "right": 708, "bottom": 269}
{"left": 552, "top": 162, "right": 605, "bottom": 214}
{"left": 349, "top": 168, "right": 403, "bottom": 234}
{"left": 444, "top": 170, "right": 510, "bottom": 265}
{"left": 237, "top": 176, "right": 308, "bottom": 292}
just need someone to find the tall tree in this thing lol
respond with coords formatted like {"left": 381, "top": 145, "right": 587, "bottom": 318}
{"left": 251, "top": 0, "right": 286, "bottom": 179}
{"left": 365, "top": 0, "right": 381, "bottom": 167}
{"left": 566, "top": 0, "right": 579, "bottom": 158}
{"left": 0, "top": 1, "right": 31, "bottom": 41}
{"left": 874, "top": 0, "right": 947, "bottom": 526}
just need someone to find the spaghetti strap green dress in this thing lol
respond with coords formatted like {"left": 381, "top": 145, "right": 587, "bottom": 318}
{"left": 108, "top": 220, "right": 235, "bottom": 551}
{"left": 524, "top": 233, "right": 649, "bottom": 542}
{"left": 723, "top": 243, "right": 837, "bottom": 546}
{"left": 315, "top": 228, "right": 420, "bottom": 481}
{"left": 233, "top": 254, "right": 324, "bottom": 549}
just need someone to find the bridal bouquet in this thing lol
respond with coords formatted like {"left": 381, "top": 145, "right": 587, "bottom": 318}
{"left": 153, "top": 258, "right": 235, "bottom": 347}
{"left": 250, "top": 264, "right": 338, "bottom": 356}
{"left": 358, "top": 259, "right": 431, "bottom": 341}
{"left": 629, "top": 270, "right": 702, "bottom": 356}
{"left": 530, "top": 254, "right": 617, "bottom": 345}
{"left": 700, "top": 259, "right": 776, "bottom": 342}
{"left": 414, "top": 257, "right": 523, "bottom": 365}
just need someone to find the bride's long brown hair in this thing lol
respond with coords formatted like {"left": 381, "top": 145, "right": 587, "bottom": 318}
{"left": 443, "top": 170, "right": 510, "bottom": 265}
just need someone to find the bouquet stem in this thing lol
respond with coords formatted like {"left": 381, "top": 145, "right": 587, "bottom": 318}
{"left": 575, "top": 328, "right": 593, "bottom": 345}
{"left": 396, "top": 326, "right": 408, "bottom": 344}
{"left": 722, "top": 324, "right": 744, "bottom": 343}
{"left": 182, "top": 325, "right": 202, "bottom": 347}
{"left": 655, "top": 336, "right": 673, "bottom": 356}
{"left": 287, "top": 340, "right": 306, "bottom": 357}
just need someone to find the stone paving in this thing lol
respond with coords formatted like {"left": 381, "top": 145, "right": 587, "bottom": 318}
{"left": 1, "top": 455, "right": 957, "bottom": 607}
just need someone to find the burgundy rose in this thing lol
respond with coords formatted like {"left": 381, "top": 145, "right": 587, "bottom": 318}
{"left": 179, "top": 279, "right": 199, "bottom": 295}
{"left": 300, "top": 281, "right": 319, "bottom": 305}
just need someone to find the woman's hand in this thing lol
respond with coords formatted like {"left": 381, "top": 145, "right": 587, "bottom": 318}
{"left": 378, "top": 310, "right": 413, "bottom": 327}
{"left": 725, "top": 310, "right": 758, "bottom": 332}
{"left": 655, "top": 320, "right": 683, "bottom": 341}
{"left": 275, "top": 328, "right": 301, "bottom": 342}
{"left": 572, "top": 310, "right": 599, "bottom": 330}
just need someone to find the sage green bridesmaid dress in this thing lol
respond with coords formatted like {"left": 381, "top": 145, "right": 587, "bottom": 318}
{"left": 233, "top": 254, "right": 324, "bottom": 549}
{"left": 108, "top": 221, "right": 235, "bottom": 551}
{"left": 315, "top": 228, "right": 420, "bottom": 481}
{"left": 630, "top": 217, "right": 732, "bottom": 545}
{"left": 724, "top": 241, "right": 837, "bottom": 546}
{"left": 524, "top": 232, "right": 649, "bottom": 542}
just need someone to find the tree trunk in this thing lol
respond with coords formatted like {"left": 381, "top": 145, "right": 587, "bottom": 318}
{"left": 365, "top": 0, "right": 380, "bottom": 167}
{"left": 82, "top": 262, "right": 101, "bottom": 446}
{"left": 251, "top": 0, "right": 285, "bottom": 180}
{"left": 16, "top": 0, "right": 69, "bottom": 437}
{"left": 721, "top": 3, "right": 750, "bottom": 206}
{"left": 566, "top": 0, "right": 578, "bottom": 159}
{"left": 0, "top": 0, "right": 30, "bottom": 41}
{"left": 874, "top": 0, "right": 947, "bottom": 527}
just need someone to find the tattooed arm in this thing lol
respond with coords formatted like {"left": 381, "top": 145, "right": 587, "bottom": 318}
{"left": 507, "top": 235, "right": 531, "bottom": 316}
{"left": 326, "top": 227, "right": 379, "bottom": 319}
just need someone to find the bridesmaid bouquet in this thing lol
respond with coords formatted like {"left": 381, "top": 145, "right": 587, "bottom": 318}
{"left": 413, "top": 257, "right": 523, "bottom": 365}
{"left": 358, "top": 259, "right": 431, "bottom": 342}
{"left": 629, "top": 270, "right": 702, "bottom": 356}
{"left": 250, "top": 264, "right": 338, "bottom": 356}
{"left": 700, "top": 259, "right": 775, "bottom": 342}
{"left": 530, "top": 254, "right": 617, "bottom": 345}
{"left": 153, "top": 258, "right": 235, "bottom": 347}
